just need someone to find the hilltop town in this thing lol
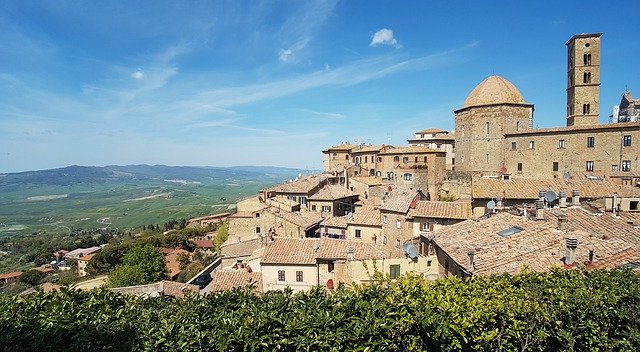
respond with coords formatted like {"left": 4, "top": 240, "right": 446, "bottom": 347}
{"left": 203, "top": 32, "right": 640, "bottom": 293}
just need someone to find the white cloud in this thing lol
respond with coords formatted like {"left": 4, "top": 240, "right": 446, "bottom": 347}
{"left": 279, "top": 49, "right": 293, "bottom": 62}
{"left": 370, "top": 28, "right": 401, "bottom": 48}
{"left": 299, "top": 109, "right": 345, "bottom": 119}
{"left": 131, "top": 70, "right": 145, "bottom": 80}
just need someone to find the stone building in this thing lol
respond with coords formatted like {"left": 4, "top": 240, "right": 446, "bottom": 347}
{"left": 377, "top": 146, "right": 446, "bottom": 197}
{"left": 349, "top": 144, "right": 393, "bottom": 176}
{"left": 322, "top": 143, "right": 355, "bottom": 171}
{"left": 613, "top": 90, "right": 640, "bottom": 123}
{"left": 454, "top": 33, "right": 640, "bottom": 181}
{"left": 407, "top": 128, "right": 456, "bottom": 170}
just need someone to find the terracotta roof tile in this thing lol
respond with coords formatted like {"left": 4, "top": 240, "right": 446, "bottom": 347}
{"left": 350, "top": 176, "right": 383, "bottom": 186}
{"left": 161, "top": 281, "right": 200, "bottom": 298}
{"left": 0, "top": 271, "right": 23, "bottom": 280}
{"left": 321, "top": 216, "right": 348, "bottom": 228}
{"left": 380, "top": 190, "right": 421, "bottom": 214}
{"left": 211, "top": 270, "right": 262, "bottom": 293}
{"left": 350, "top": 145, "right": 387, "bottom": 154}
{"left": 264, "top": 207, "right": 324, "bottom": 230}
{"left": 308, "top": 185, "right": 358, "bottom": 201}
{"left": 408, "top": 201, "right": 472, "bottom": 220}
{"left": 348, "top": 206, "right": 381, "bottom": 227}
{"left": 261, "top": 238, "right": 385, "bottom": 265}
{"left": 323, "top": 143, "right": 356, "bottom": 152}
{"left": 266, "top": 175, "right": 325, "bottom": 194}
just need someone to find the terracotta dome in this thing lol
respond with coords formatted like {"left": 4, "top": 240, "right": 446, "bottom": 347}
{"left": 462, "top": 75, "right": 526, "bottom": 108}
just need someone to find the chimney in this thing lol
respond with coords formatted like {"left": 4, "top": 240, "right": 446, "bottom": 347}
{"left": 612, "top": 192, "right": 618, "bottom": 214}
{"left": 538, "top": 190, "right": 546, "bottom": 202}
{"left": 467, "top": 248, "right": 475, "bottom": 269}
{"left": 565, "top": 236, "right": 578, "bottom": 265}
{"left": 557, "top": 213, "right": 568, "bottom": 230}
{"left": 559, "top": 191, "right": 567, "bottom": 208}
{"left": 346, "top": 247, "right": 354, "bottom": 261}
{"left": 535, "top": 200, "right": 545, "bottom": 220}
{"left": 496, "top": 197, "right": 503, "bottom": 209}
{"left": 572, "top": 189, "right": 580, "bottom": 206}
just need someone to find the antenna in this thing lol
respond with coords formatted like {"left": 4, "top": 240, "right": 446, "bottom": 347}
{"left": 406, "top": 244, "right": 418, "bottom": 259}
{"left": 544, "top": 191, "right": 558, "bottom": 203}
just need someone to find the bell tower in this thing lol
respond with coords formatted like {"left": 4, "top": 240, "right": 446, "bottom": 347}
{"left": 566, "top": 33, "right": 601, "bottom": 126}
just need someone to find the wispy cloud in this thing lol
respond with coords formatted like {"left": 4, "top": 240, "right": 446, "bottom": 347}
{"left": 370, "top": 28, "right": 402, "bottom": 48}
{"left": 297, "top": 109, "right": 346, "bottom": 119}
{"left": 279, "top": 38, "right": 309, "bottom": 62}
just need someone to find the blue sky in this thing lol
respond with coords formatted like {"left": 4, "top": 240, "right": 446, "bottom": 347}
{"left": 1, "top": 1, "right": 639, "bottom": 173}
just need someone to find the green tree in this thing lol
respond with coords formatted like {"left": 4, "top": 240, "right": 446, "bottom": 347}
{"left": 213, "top": 222, "right": 228, "bottom": 253}
{"left": 18, "top": 270, "right": 46, "bottom": 286}
{"left": 108, "top": 244, "right": 167, "bottom": 287}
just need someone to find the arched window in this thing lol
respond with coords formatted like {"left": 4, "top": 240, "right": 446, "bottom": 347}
{"left": 516, "top": 121, "right": 520, "bottom": 131}
{"left": 583, "top": 71, "right": 591, "bottom": 84}
{"left": 583, "top": 53, "right": 591, "bottom": 66}
{"left": 393, "top": 156, "right": 399, "bottom": 162}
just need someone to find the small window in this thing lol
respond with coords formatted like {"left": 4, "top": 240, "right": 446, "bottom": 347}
{"left": 255, "top": 213, "right": 260, "bottom": 218}
{"left": 587, "top": 137, "right": 595, "bottom": 148}
{"left": 612, "top": 165, "right": 619, "bottom": 172}
{"left": 420, "top": 222, "right": 432, "bottom": 232}
{"left": 355, "top": 229, "right": 361, "bottom": 239}
{"left": 256, "top": 227, "right": 261, "bottom": 234}
{"left": 376, "top": 171, "right": 381, "bottom": 177}
{"left": 296, "top": 271, "right": 303, "bottom": 282}
{"left": 383, "top": 236, "right": 387, "bottom": 244}
{"left": 630, "top": 201, "right": 639, "bottom": 211}
{"left": 403, "top": 173, "right": 412, "bottom": 181}
{"left": 322, "top": 206, "right": 331, "bottom": 212}
{"left": 486, "top": 154, "right": 489, "bottom": 163}
{"left": 516, "top": 121, "right": 520, "bottom": 131}
{"left": 328, "top": 262, "right": 334, "bottom": 273}
{"left": 364, "top": 156, "right": 368, "bottom": 163}
{"left": 403, "top": 157, "right": 409, "bottom": 164}
{"left": 395, "top": 239, "right": 401, "bottom": 247}
{"left": 497, "top": 226, "right": 523, "bottom": 238}
{"left": 311, "top": 205, "right": 316, "bottom": 211}
{"left": 584, "top": 53, "right": 591, "bottom": 66}
{"left": 553, "top": 162, "right": 559, "bottom": 172}
{"left": 383, "top": 215, "right": 388, "bottom": 224}
{"left": 558, "top": 139, "right": 565, "bottom": 149}
{"left": 389, "top": 264, "right": 400, "bottom": 279}
{"left": 427, "top": 260, "right": 432, "bottom": 267}
{"left": 376, "top": 157, "right": 382, "bottom": 162}
{"left": 423, "top": 156, "right": 427, "bottom": 162}
{"left": 299, "top": 197, "right": 307, "bottom": 205}
{"left": 583, "top": 71, "right": 591, "bottom": 84}
{"left": 517, "top": 163, "right": 523, "bottom": 172}
{"left": 623, "top": 135, "right": 632, "bottom": 147}
{"left": 278, "top": 270, "right": 285, "bottom": 282}
{"left": 393, "top": 156, "right": 400, "bottom": 162}
{"left": 586, "top": 161, "right": 594, "bottom": 172}
{"left": 396, "top": 219, "right": 401, "bottom": 229}
{"left": 486, "top": 122, "right": 490, "bottom": 135}
{"left": 511, "top": 142, "right": 517, "bottom": 150}
{"left": 529, "top": 141, "right": 535, "bottom": 149}
{"left": 583, "top": 103, "right": 591, "bottom": 115}
{"left": 622, "top": 160, "right": 631, "bottom": 172}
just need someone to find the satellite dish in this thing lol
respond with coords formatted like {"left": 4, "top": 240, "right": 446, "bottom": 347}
{"left": 402, "top": 243, "right": 411, "bottom": 252}
{"left": 406, "top": 244, "right": 418, "bottom": 259}
{"left": 544, "top": 191, "right": 558, "bottom": 203}
{"left": 563, "top": 172, "right": 571, "bottom": 180}
{"left": 486, "top": 200, "right": 496, "bottom": 210}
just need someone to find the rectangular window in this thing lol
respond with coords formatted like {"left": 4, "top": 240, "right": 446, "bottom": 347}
{"left": 612, "top": 165, "right": 619, "bottom": 172}
{"left": 623, "top": 135, "right": 632, "bottom": 147}
{"left": 383, "top": 215, "right": 388, "bottom": 224}
{"left": 296, "top": 271, "right": 303, "bottom": 282}
{"left": 529, "top": 141, "right": 535, "bottom": 149}
{"left": 553, "top": 162, "right": 559, "bottom": 172}
{"left": 389, "top": 264, "right": 401, "bottom": 279}
{"left": 396, "top": 219, "right": 401, "bottom": 229}
{"left": 395, "top": 239, "right": 401, "bottom": 247}
{"left": 427, "top": 260, "right": 432, "bottom": 267}
{"left": 328, "top": 262, "right": 334, "bottom": 273}
{"left": 355, "top": 229, "right": 361, "bottom": 239}
{"left": 376, "top": 157, "right": 382, "bottom": 162}
{"left": 420, "top": 222, "right": 432, "bottom": 232}
{"left": 403, "top": 173, "right": 412, "bottom": 181}
{"left": 403, "top": 157, "right": 409, "bottom": 164}
{"left": 586, "top": 161, "right": 594, "bottom": 171}
{"left": 299, "top": 197, "right": 307, "bottom": 205}
{"left": 278, "top": 270, "right": 285, "bottom": 282}
{"left": 414, "top": 157, "right": 418, "bottom": 162}
{"left": 311, "top": 205, "right": 316, "bottom": 211}
{"left": 558, "top": 139, "right": 565, "bottom": 149}
{"left": 622, "top": 160, "right": 631, "bottom": 172}
{"left": 517, "top": 163, "right": 523, "bottom": 172}
{"left": 256, "top": 227, "right": 261, "bottom": 234}
{"left": 322, "top": 206, "right": 331, "bottom": 212}
{"left": 587, "top": 137, "right": 595, "bottom": 148}
{"left": 511, "top": 142, "right": 517, "bottom": 150}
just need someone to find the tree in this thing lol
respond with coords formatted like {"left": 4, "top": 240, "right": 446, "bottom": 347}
{"left": 213, "top": 222, "right": 228, "bottom": 253}
{"left": 108, "top": 244, "right": 167, "bottom": 287}
{"left": 19, "top": 270, "right": 46, "bottom": 286}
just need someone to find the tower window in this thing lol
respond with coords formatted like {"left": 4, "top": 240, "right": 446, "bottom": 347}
{"left": 486, "top": 122, "right": 490, "bottom": 135}
{"left": 623, "top": 135, "right": 632, "bottom": 147}
{"left": 587, "top": 137, "right": 595, "bottom": 148}
{"left": 486, "top": 154, "right": 489, "bottom": 163}
{"left": 516, "top": 121, "right": 520, "bottom": 131}
{"left": 583, "top": 103, "right": 591, "bottom": 115}
{"left": 511, "top": 142, "right": 517, "bottom": 150}
{"left": 583, "top": 72, "right": 591, "bottom": 84}
{"left": 583, "top": 53, "right": 591, "bottom": 66}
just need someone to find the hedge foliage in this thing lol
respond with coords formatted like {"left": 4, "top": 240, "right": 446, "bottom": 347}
{"left": 1, "top": 268, "right": 639, "bottom": 351}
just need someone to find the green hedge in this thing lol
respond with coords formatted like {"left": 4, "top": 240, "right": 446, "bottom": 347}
{"left": 1, "top": 269, "right": 639, "bottom": 351}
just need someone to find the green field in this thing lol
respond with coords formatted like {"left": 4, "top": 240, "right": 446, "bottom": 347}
{"left": 0, "top": 167, "right": 296, "bottom": 237}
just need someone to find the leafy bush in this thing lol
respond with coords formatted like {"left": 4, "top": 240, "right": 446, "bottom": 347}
{"left": 1, "top": 269, "right": 639, "bottom": 351}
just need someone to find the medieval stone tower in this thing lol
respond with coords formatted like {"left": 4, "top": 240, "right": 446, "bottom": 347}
{"left": 454, "top": 75, "right": 534, "bottom": 174}
{"left": 566, "top": 33, "right": 601, "bottom": 126}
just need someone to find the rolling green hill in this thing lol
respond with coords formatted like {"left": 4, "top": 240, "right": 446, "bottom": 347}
{"left": 0, "top": 165, "right": 310, "bottom": 237}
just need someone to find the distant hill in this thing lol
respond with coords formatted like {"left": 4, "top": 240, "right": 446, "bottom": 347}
{"left": 0, "top": 165, "right": 315, "bottom": 188}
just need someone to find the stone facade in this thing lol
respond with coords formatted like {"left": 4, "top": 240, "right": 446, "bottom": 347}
{"left": 407, "top": 128, "right": 456, "bottom": 170}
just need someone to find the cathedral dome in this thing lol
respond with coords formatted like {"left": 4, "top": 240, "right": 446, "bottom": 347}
{"left": 462, "top": 75, "right": 527, "bottom": 108}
